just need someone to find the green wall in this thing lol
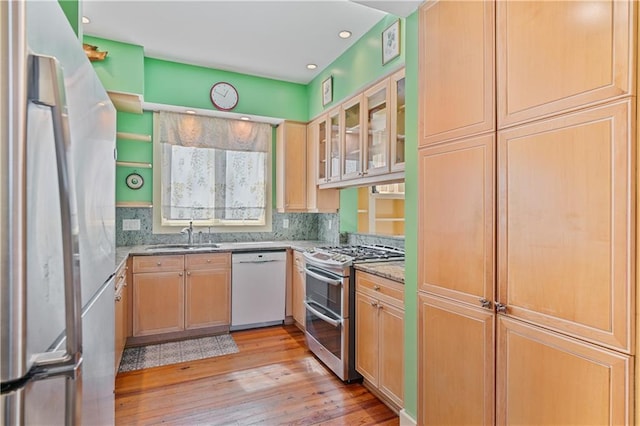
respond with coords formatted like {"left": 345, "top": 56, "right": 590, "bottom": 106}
{"left": 145, "top": 58, "right": 308, "bottom": 122}
{"left": 306, "top": 15, "right": 405, "bottom": 119}
{"left": 403, "top": 10, "right": 419, "bottom": 421}
{"left": 58, "top": 0, "right": 79, "bottom": 36}
{"left": 83, "top": 36, "right": 145, "bottom": 95}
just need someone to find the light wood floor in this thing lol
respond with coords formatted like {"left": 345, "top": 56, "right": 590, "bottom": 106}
{"left": 115, "top": 325, "right": 399, "bottom": 425}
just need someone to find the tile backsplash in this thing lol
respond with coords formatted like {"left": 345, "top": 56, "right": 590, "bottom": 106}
{"left": 116, "top": 207, "right": 338, "bottom": 246}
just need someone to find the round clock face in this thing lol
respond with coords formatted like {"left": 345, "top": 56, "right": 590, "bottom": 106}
{"left": 126, "top": 173, "right": 144, "bottom": 190}
{"left": 210, "top": 82, "right": 239, "bottom": 111}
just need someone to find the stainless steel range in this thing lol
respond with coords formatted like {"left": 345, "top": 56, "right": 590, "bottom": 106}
{"left": 302, "top": 245, "right": 404, "bottom": 382}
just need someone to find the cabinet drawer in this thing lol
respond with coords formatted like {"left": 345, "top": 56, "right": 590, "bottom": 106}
{"left": 133, "top": 255, "right": 184, "bottom": 273}
{"left": 356, "top": 271, "right": 404, "bottom": 309}
{"left": 185, "top": 252, "right": 231, "bottom": 270}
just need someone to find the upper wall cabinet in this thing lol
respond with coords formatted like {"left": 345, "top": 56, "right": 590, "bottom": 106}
{"left": 390, "top": 68, "right": 406, "bottom": 172}
{"left": 419, "top": 0, "right": 495, "bottom": 146}
{"left": 342, "top": 94, "right": 365, "bottom": 181}
{"left": 278, "top": 120, "right": 339, "bottom": 213}
{"left": 306, "top": 119, "right": 340, "bottom": 213}
{"left": 497, "top": 1, "right": 634, "bottom": 128}
{"left": 314, "top": 69, "right": 406, "bottom": 190}
{"left": 276, "top": 121, "right": 307, "bottom": 212}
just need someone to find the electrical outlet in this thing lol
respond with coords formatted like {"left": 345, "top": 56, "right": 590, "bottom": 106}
{"left": 282, "top": 218, "right": 289, "bottom": 229}
{"left": 122, "top": 219, "right": 141, "bottom": 231}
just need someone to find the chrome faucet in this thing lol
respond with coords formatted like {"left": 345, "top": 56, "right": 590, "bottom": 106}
{"left": 181, "top": 221, "right": 194, "bottom": 245}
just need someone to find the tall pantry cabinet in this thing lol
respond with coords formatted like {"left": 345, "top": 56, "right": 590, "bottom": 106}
{"left": 417, "top": 1, "right": 637, "bottom": 425}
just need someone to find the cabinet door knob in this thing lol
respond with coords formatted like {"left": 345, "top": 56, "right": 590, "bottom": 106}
{"left": 187, "top": 271, "right": 191, "bottom": 276}
{"left": 370, "top": 301, "right": 378, "bottom": 307}
{"left": 207, "top": 259, "right": 211, "bottom": 263}
{"left": 156, "top": 261, "right": 162, "bottom": 266}
{"left": 178, "top": 272, "right": 183, "bottom": 277}
{"left": 479, "top": 298, "right": 492, "bottom": 309}
{"left": 373, "top": 285, "right": 380, "bottom": 291}
{"left": 495, "top": 302, "right": 507, "bottom": 314}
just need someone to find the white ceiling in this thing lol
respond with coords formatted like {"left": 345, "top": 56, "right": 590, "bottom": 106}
{"left": 81, "top": 1, "right": 420, "bottom": 85}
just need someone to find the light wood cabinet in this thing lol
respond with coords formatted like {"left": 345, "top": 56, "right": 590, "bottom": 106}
{"left": 418, "top": 134, "right": 495, "bottom": 307}
{"left": 389, "top": 68, "right": 406, "bottom": 172}
{"left": 497, "top": 317, "right": 632, "bottom": 425}
{"left": 306, "top": 117, "right": 339, "bottom": 212}
{"left": 276, "top": 121, "right": 307, "bottom": 212}
{"left": 418, "top": 293, "right": 495, "bottom": 426}
{"left": 418, "top": 0, "right": 495, "bottom": 146}
{"left": 497, "top": 100, "right": 634, "bottom": 352}
{"left": 185, "top": 253, "right": 231, "bottom": 330}
{"left": 355, "top": 271, "right": 404, "bottom": 409}
{"left": 497, "top": 0, "right": 634, "bottom": 128}
{"left": 313, "top": 69, "right": 406, "bottom": 190}
{"left": 363, "top": 79, "right": 391, "bottom": 177}
{"left": 133, "top": 269, "right": 184, "bottom": 337}
{"left": 114, "top": 260, "right": 129, "bottom": 372}
{"left": 132, "top": 253, "right": 231, "bottom": 341}
{"left": 291, "top": 251, "right": 306, "bottom": 330}
{"left": 417, "top": 0, "right": 637, "bottom": 423}
{"left": 341, "top": 94, "right": 364, "bottom": 181}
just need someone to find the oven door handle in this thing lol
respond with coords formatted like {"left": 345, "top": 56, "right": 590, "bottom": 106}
{"left": 304, "top": 301, "right": 342, "bottom": 328}
{"left": 305, "top": 268, "right": 343, "bottom": 286}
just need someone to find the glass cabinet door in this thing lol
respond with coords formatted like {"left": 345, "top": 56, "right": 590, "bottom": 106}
{"left": 328, "top": 108, "right": 341, "bottom": 182}
{"left": 364, "top": 80, "right": 391, "bottom": 176}
{"left": 341, "top": 95, "right": 363, "bottom": 180}
{"left": 317, "top": 118, "right": 328, "bottom": 183}
{"left": 390, "top": 69, "right": 406, "bottom": 171}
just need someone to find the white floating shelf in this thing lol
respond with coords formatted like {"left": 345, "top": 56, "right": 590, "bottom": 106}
{"left": 107, "top": 91, "right": 144, "bottom": 114}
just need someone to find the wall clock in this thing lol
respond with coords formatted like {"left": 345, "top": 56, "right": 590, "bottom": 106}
{"left": 210, "top": 82, "right": 239, "bottom": 111}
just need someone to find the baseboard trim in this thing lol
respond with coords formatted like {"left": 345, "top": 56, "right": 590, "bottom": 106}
{"left": 399, "top": 409, "right": 417, "bottom": 426}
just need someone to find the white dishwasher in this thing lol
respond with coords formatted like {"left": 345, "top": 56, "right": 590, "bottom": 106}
{"left": 231, "top": 251, "right": 287, "bottom": 331}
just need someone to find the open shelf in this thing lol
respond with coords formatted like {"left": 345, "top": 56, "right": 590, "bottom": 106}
{"left": 117, "top": 132, "right": 152, "bottom": 142}
{"left": 116, "top": 161, "right": 152, "bottom": 169}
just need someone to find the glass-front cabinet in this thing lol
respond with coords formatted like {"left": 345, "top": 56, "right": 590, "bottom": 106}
{"left": 311, "top": 67, "right": 405, "bottom": 189}
{"left": 341, "top": 94, "right": 364, "bottom": 181}
{"left": 364, "top": 79, "right": 391, "bottom": 177}
{"left": 390, "top": 69, "right": 406, "bottom": 171}
{"left": 328, "top": 107, "right": 342, "bottom": 182}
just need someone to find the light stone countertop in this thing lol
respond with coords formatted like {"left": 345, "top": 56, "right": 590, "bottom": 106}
{"left": 115, "top": 240, "right": 324, "bottom": 273}
{"left": 354, "top": 260, "right": 405, "bottom": 284}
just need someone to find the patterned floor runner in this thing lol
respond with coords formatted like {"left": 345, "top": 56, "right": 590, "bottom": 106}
{"left": 118, "top": 334, "right": 239, "bottom": 373}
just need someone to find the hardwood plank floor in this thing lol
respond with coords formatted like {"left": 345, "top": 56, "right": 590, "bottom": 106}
{"left": 115, "top": 325, "right": 399, "bottom": 425}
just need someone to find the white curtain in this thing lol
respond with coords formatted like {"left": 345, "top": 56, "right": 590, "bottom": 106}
{"left": 156, "top": 111, "right": 270, "bottom": 222}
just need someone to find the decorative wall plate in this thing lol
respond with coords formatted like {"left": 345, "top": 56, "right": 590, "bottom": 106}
{"left": 126, "top": 173, "right": 144, "bottom": 190}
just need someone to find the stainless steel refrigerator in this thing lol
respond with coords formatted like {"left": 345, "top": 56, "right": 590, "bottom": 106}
{"left": 1, "top": 0, "right": 117, "bottom": 423}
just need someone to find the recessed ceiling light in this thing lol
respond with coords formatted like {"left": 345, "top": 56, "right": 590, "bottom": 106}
{"left": 339, "top": 30, "right": 352, "bottom": 39}
{"left": 185, "top": 110, "right": 196, "bottom": 114}
{"left": 82, "top": 16, "right": 90, "bottom": 24}
{"left": 240, "top": 116, "right": 251, "bottom": 121}
{"left": 306, "top": 64, "right": 317, "bottom": 70}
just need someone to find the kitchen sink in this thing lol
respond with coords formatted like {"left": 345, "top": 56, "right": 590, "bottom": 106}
{"left": 145, "top": 243, "right": 221, "bottom": 252}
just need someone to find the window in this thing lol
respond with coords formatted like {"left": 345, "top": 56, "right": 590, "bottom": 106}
{"left": 152, "top": 111, "right": 272, "bottom": 232}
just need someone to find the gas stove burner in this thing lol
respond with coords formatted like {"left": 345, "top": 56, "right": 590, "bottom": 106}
{"left": 306, "top": 244, "right": 404, "bottom": 265}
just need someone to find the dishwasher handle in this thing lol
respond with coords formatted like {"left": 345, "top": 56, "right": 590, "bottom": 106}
{"left": 237, "top": 259, "right": 281, "bottom": 264}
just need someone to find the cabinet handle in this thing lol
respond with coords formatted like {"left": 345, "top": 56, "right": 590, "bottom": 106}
{"left": 207, "top": 259, "right": 211, "bottom": 263}
{"left": 373, "top": 285, "right": 380, "bottom": 291}
{"left": 187, "top": 272, "right": 191, "bottom": 276}
{"left": 479, "top": 298, "right": 492, "bottom": 310}
{"left": 156, "top": 261, "right": 162, "bottom": 266}
{"left": 370, "top": 301, "right": 378, "bottom": 307}
{"left": 178, "top": 272, "right": 183, "bottom": 277}
{"left": 495, "top": 302, "right": 507, "bottom": 314}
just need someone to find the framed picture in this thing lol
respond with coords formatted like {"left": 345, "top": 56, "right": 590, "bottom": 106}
{"left": 382, "top": 19, "right": 401, "bottom": 65}
{"left": 322, "top": 76, "right": 333, "bottom": 106}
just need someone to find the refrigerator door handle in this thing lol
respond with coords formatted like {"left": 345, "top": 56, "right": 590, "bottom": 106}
{"left": 24, "top": 54, "right": 83, "bottom": 423}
